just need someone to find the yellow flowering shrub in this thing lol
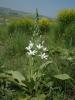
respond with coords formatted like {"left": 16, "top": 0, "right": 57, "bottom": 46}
{"left": 57, "top": 9, "right": 75, "bottom": 25}
{"left": 39, "top": 18, "right": 50, "bottom": 34}
{"left": 8, "top": 18, "right": 34, "bottom": 34}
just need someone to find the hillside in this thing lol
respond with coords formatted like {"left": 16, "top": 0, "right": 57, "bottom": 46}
{"left": 0, "top": 7, "right": 35, "bottom": 25}
{"left": 0, "top": 7, "right": 34, "bottom": 17}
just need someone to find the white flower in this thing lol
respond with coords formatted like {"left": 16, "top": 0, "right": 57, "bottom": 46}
{"left": 26, "top": 41, "right": 34, "bottom": 51}
{"left": 27, "top": 50, "right": 37, "bottom": 56}
{"left": 29, "top": 41, "right": 34, "bottom": 48}
{"left": 39, "top": 53, "right": 48, "bottom": 60}
{"left": 43, "top": 47, "right": 48, "bottom": 51}
{"left": 26, "top": 45, "right": 31, "bottom": 51}
{"left": 36, "top": 44, "right": 43, "bottom": 49}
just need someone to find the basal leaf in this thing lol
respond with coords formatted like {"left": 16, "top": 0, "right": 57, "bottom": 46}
{"left": 54, "top": 74, "right": 71, "bottom": 80}
{"left": 6, "top": 70, "right": 25, "bottom": 86}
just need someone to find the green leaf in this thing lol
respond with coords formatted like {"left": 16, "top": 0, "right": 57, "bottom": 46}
{"left": 0, "top": 73, "right": 9, "bottom": 79}
{"left": 54, "top": 74, "right": 71, "bottom": 80}
{"left": 6, "top": 70, "right": 25, "bottom": 86}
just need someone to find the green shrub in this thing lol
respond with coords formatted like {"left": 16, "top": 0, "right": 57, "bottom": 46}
{"left": 57, "top": 9, "right": 75, "bottom": 33}
{"left": 8, "top": 18, "right": 34, "bottom": 34}
{"left": 57, "top": 9, "right": 75, "bottom": 25}
{"left": 39, "top": 18, "right": 50, "bottom": 34}
{"left": 64, "top": 23, "right": 75, "bottom": 47}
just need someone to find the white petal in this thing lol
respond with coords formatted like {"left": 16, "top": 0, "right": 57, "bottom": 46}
{"left": 39, "top": 53, "right": 48, "bottom": 60}
{"left": 29, "top": 41, "right": 34, "bottom": 48}
{"left": 26, "top": 46, "right": 31, "bottom": 51}
{"left": 36, "top": 44, "right": 43, "bottom": 49}
{"left": 43, "top": 47, "right": 47, "bottom": 51}
{"left": 27, "top": 50, "right": 37, "bottom": 56}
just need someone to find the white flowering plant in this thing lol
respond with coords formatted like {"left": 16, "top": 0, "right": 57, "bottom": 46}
{"left": 25, "top": 10, "right": 50, "bottom": 81}
{"left": 25, "top": 36, "right": 49, "bottom": 80}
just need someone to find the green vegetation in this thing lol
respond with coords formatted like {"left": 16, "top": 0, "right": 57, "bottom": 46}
{"left": 39, "top": 18, "right": 50, "bottom": 34}
{"left": 0, "top": 8, "right": 75, "bottom": 100}
{"left": 8, "top": 18, "right": 34, "bottom": 34}
{"left": 57, "top": 9, "right": 75, "bottom": 25}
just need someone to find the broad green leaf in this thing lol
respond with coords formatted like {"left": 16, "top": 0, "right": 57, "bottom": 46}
{"left": 0, "top": 73, "right": 8, "bottom": 79}
{"left": 54, "top": 74, "right": 71, "bottom": 80}
{"left": 6, "top": 70, "right": 25, "bottom": 86}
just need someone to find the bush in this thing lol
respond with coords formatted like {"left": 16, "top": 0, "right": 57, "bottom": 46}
{"left": 64, "top": 23, "right": 75, "bottom": 47}
{"left": 8, "top": 17, "right": 51, "bottom": 35}
{"left": 8, "top": 18, "right": 34, "bottom": 34}
{"left": 57, "top": 9, "right": 75, "bottom": 25}
{"left": 39, "top": 18, "right": 50, "bottom": 34}
{"left": 57, "top": 9, "right": 75, "bottom": 33}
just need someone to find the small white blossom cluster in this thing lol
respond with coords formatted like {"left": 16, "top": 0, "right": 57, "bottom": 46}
{"left": 26, "top": 40, "right": 48, "bottom": 60}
